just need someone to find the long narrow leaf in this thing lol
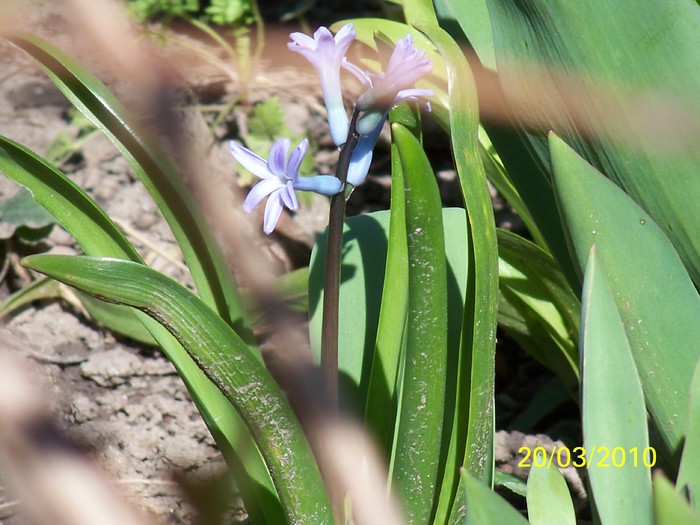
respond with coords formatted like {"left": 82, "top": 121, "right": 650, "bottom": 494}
{"left": 580, "top": 247, "right": 653, "bottom": 525}
{"left": 364, "top": 105, "right": 412, "bottom": 452}
{"left": 22, "top": 254, "right": 334, "bottom": 525}
{"left": 0, "top": 137, "right": 282, "bottom": 523}
{"left": 415, "top": 23, "right": 499, "bottom": 524}
{"left": 392, "top": 122, "right": 448, "bottom": 524}
{"left": 4, "top": 32, "right": 252, "bottom": 339}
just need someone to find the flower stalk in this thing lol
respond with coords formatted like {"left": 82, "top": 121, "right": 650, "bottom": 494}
{"left": 321, "top": 108, "right": 360, "bottom": 411}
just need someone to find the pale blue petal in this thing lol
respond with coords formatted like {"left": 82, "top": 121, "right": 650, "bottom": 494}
{"left": 268, "top": 138, "right": 290, "bottom": 177}
{"left": 356, "top": 110, "right": 385, "bottom": 136}
{"left": 318, "top": 68, "right": 349, "bottom": 145}
{"left": 263, "top": 192, "right": 284, "bottom": 234}
{"left": 229, "top": 141, "right": 275, "bottom": 180}
{"left": 294, "top": 175, "right": 343, "bottom": 195}
{"left": 347, "top": 116, "right": 384, "bottom": 186}
{"left": 243, "top": 178, "right": 282, "bottom": 213}
{"left": 288, "top": 139, "right": 308, "bottom": 180}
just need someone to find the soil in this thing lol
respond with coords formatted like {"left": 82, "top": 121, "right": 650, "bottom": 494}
{"left": 0, "top": 2, "right": 581, "bottom": 524}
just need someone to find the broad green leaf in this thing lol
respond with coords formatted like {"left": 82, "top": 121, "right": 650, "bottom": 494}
{"left": 580, "top": 247, "right": 652, "bottom": 525}
{"left": 415, "top": 24, "right": 498, "bottom": 523}
{"left": 461, "top": 470, "right": 529, "bottom": 525}
{"left": 0, "top": 137, "right": 281, "bottom": 523}
{"left": 392, "top": 122, "right": 448, "bottom": 524}
{"left": 526, "top": 447, "right": 576, "bottom": 525}
{"left": 309, "top": 213, "right": 390, "bottom": 410}
{"left": 4, "top": 33, "right": 252, "bottom": 338}
{"left": 655, "top": 473, "right": 700, "bottom": 525}
{"left": 497, "top": 229, "right": 579, "bottom": 392}
{"left": 550, "top": 133, "right": 700, "bottom": 456}
{"left": 677, "top": 357, "right": 700, "bottom": 508}
{"left": 308, "top": 207, "right": 467, "bottom": 437}
{"left": 21, "top": 254, "right": 334, "bottom": 525}
{"left": 433, "top": 0, "right": 496, "bottom": 70}
{"left": 472, "top": 0, "right": 700, "bottom": 286}
{"left": 0, "top": 187, "right": 55, "bottom": 241}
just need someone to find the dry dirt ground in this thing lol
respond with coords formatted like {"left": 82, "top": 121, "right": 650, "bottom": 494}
{"left": 0, "top": 2, "right": 582, "bottom": 524}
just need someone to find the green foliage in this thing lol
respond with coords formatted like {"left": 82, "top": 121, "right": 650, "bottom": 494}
{"left": 3, "top": 0, "right": 700, "bottom": 521}
{"left": 0, "top": 188, "right": 55, "bottom": 243}
{"left": 205, "top": 0, "right": 250, "bottom": 25}
{"left": 127, "top": 0, "right": 250, "bottom": 24}
{"left": 44, "top": 107, "right": 99, "bottom": 167}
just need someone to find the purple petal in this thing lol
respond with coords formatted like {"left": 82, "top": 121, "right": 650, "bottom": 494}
{"left": 279, "top": 180, "right": 299, "bottom": 210}
{"left": 263, "top": 192, "right": 285, "bottom": 234}
{"left": 229, "top": 141, "right": 275, "bottom": 180}
{"left": 243, "top": 178, "right": 282, "bottom": 213}
{"left": 268, "top": 138, "right": 290, "bottom": 177}
{"left": 341, "top": 58, "right": 371, "bottom": 87}
{"left": 393, "top": 88, "right": 434, "bottom": 106}
{"left": 287, "top": 139, "right": 309, "bottom": 180}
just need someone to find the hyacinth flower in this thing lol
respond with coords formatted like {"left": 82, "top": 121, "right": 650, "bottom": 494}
{"left": 230, "top": 138, "right": 342, "bottom": 234}
{"left": 288, "top": 24, "right": 356, "bottom": 147}
{"left": 342, "top": 33, "right": 434, "bottom": 185}
{"left": 346, "top": 33, "right": 434, "bottom": 136}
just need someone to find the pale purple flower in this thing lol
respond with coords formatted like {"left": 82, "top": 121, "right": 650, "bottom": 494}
{"left": 288, "top": 24, "right": 356, "bottom": 146}
{"left": 344, "top": 33, "right": 434, "bottom": 135}
{"left": 230, "top": 138, "right": 342, "bottom": 234}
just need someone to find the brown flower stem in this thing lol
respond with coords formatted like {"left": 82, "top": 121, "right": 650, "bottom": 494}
{"left": 321, "top": 108, "right": 360, "bottom": 414}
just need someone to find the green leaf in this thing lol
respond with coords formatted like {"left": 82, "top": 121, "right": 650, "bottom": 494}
{"left": 0, "top": 187, "right": 55, "bottom": 239}
{"left": 466, "top": 0, "right": 700, "bottom": 286}
{"left": 0, "top": 277, "right": 61, "bottom": 318}
{"left": 433, "top": 0, "right": 496, "bottom": 70}
{"left": 526, "top": 447, "right": 576, "bottom": 525}
{"left": 309, "top": 212, "right": 390, "bottom": 409}
{"left": 550, "top": 133, "right": 700, "bottom": 456}
{"left": 363, "top": 104, "right": 412, "bottom": 452}
{"left": 21, "top": 254, "right": 334, "bottom": 525}
{"left": 0, "top": 136, "right": 282, "bottom": 523}
{"left": 391, "top": 122, "right": 448, "bottom": 524}
{"left": 655, "top": 472, "right": 700, "bottom": 525}
{"left": 493, "top": 470, "right": 527, "bottom": 499}
{"left": 415, "top": 24, "right": 499, "bottom": 523}
{"left": 580, "top": 246, "right": 653, "bottom": 525}
{"left": 5, "top": 32, "right": 252, "bottom": 339}
{"left": 75, "top": 291, "right": 157, "bottom": 345}
{"left": 461, "top": 470, "right": 529, "bottom": 525}
{"left": 676, "top": 357, "right": 700, "bottom": 508}
{"left": 497, "top": 229, "right": 579, "bottom": 392}
{"left": 0, "top": 137, "right": 141, "bottom": 259}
